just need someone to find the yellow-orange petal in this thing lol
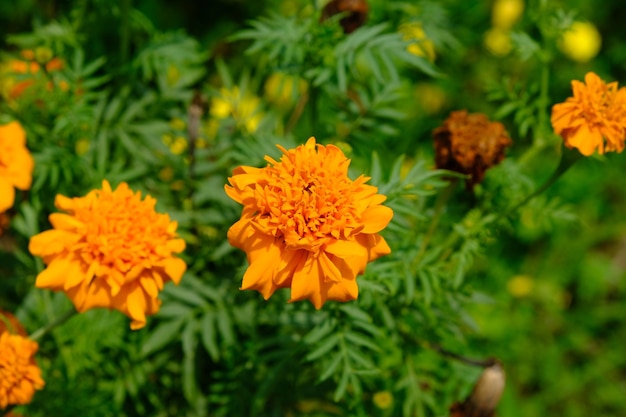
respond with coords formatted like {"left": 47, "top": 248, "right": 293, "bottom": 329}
{"left": 166, "top": 238, "right": 186, "bottom": 253}
{"left": 0, "top": 178, "right": 15, "bottom": 212}
{"left": 125, "top": 287, "right": 148, "bottom": 329}
{"left": 35, "top": 255, "right": 84, "bottom": 290}
{"left": 160, "top": 257, "right": 186, "bottom": 284}
{"left": 49, "top": 213, "right": 86, "bottom": 231}
{"left": 290, "top": 254, "right": 326, "bottom": 308}
{"left": 325, "top": 239, "right": 367, "bottom": 259}
{"left": 274, "top": 248, "right": 306, "bottom": 287}
{"left": 326, "top": 278, "right": 359, "bottom": 302}
{"left": 360, "top": 205, "right": 394, "bottom": 234}
{"left": 28, "top": 229, "right": 79, "bottom": 258}
{"left": 566, "top": 124, "right": 602, "bottom": 156}
{"left": 241, "top": 238, "right": 282, "bottom": 299}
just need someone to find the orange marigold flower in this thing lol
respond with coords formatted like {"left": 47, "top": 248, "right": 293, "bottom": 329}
{"left": 0, "top": 312, "right": 45, "bottom": 409}
{"left": 28, "top": 180, "right": 187, "bottom": 330}
{"left": 551, "top": 72, "right": 626, "bottom": 156}
{"left": 0, "top": 121, "right": 34, "bottom": 212}
{"left": 433, "top": 110, "right": 512, "bottom": 188}
{"left": 225, "top": 137, "right": 393, "bottom": 308}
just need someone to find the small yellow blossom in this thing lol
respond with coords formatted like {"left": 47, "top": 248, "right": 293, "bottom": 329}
{"left": 507, "top": 275, "right": 533, "bottom": 297}
{"left": 75, "top": 138, "right": 90, "bottom": 156}
{"left": 414, "top": 82, "right": 447, "bottom": 115}
{"left": 492, "top": 0, "right": 524, "bottom": 30}
{"left": 559, "top": 21, "right": 601, "bottom": 63}
{"left": 170, "top": 136, "right": 187, "bottom": 155}
{"left": 373, "top": 390, "right": 393, "bottom": 409}
{"left": 169, "top": 118, "right": 186, "bottom": 132}
{"left": 264, "top": 72, "right": 307, "bottom": 108}
{"left": 484, "top": 27, "right": 513, "bottom": 56}
{"left": 210, "top": 87, "right": 264, "bottom": 134}
{"left": 400, "top": 22, "right": 436, "bottom": 61}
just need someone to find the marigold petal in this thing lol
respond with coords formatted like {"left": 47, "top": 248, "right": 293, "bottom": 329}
{"left": 35, "top": 255, "right": 84, "bottom": 290}
{"left": 290, "top": 254, "right": 328, "bottom": 309}
{"left": 325, "top": 239, "right": 368, "bottom": 259}
{"left": 49, "top": 213, "right": 85, "bottom": 231}
{"left": 161, "top": 257, "right": 186, "bottom": 284}
{"left": 360, "top": 205, "right": 394, "bottom": 234}
{"left": 273, "top": 248, "right": 306, "bottom": 287}
{"left": 357, "top": 233, "right": 392, "bottom": 261}
{"left": 166, "top": 238, "right": 186, "bottom": 253}
{"left": 124, "top": 286, "right": 147, "bottom": 329}
{"left": 29, "top": 230, "right": 78, "bottom": 258}
{"left": 241, "top": 237, "right": 282, "bottom": 299}
{"left": 227, "top": 217, "right": 255, "bottom": 250}
{"left": 0, "top": 178, "right": 15, "bottom": 212}
{"left": 326, "top": 278, "right": 359, "bottom": 302}
{"left": 140, "top": 275, "right": 159, "bottom": 298}
{"left": 318, "top": 252, "right": 343, "bottom": 283}
{"left": 567, "top": 124, "right": 602, "bottom": 156}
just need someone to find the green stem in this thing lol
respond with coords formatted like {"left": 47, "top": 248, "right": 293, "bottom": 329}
{"left": 30, "top": 308, "right": 77, "bottom": 342}
{"left": 411, "top": 178, "right": 458, "bottom": 269}
{"left": 498, "top": 148, "right": 582, "bottom": 220}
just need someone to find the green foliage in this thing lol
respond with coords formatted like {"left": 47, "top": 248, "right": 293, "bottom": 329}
{"left": 1, "top": 0, "right": 626, "bottom": 417}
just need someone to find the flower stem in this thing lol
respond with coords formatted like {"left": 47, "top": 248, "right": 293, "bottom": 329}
{"left": 30, "top": 308, "right": 77, "bottom": 342}
{"left": 411, "top": 178, "right": 458, "bottom": 269}
{"left": 498, "top": 148, "right": 582, "bottom": 220}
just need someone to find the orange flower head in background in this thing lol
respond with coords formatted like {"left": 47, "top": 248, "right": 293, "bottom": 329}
{"left": 225, "top": 137, "right": 393, "bottom": 308}
{"left": 1, "top": 49, "right": 65, "bottom": 100}
{"left": 321, "top": 0, "right": 369, "bottom": 34}
{"left": 433, "top": 110, "right": 512, "bottom": 188}
{"left": 29, "top": 180, "right": 187, "bottom": 330}
{"left": 0, "top": 121, "right": 34, "bottom": 212}
{"left": 0, "top": 310, "right": 45, "bottom": 409}
{"left": 551, "top": 72, "right": 626, "bottom": 156}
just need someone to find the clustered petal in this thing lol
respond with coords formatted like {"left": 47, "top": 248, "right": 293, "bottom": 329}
{"left": 0, "top": 121, "right": 34, "bottom": 212}
{"left": 0, "top": 311, "right": 44, "bottom": 409}
{"left": 225, "top": 137, "right": 392, "bottom": 308}
{"left": 433, "top": 110, "right": 512, "bottom": 188}
{"left": 29, "top": 180, "right": 187, "bottom": 329}
{"left": 551, "top": 72, "right": 626, "bottom": 156}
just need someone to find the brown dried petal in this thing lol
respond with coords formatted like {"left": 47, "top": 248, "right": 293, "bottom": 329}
{"left": 321, "top": 0, "right": 369, "bottom": 34}
{"left": 434, "top": 110, "right": 512, "bottom": 188}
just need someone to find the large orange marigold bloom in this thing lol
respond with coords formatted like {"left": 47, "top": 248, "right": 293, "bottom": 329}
{"left": 225, "top": 137, "right": 393, "bottom": 308}
{"left": 551, "top": 72, "right": 626, "bottom": 156}
{"left": 0, "top": 312, "right": 45, "bottom": 409}
{"left": 29, "top": 180, "right": 186, "bottom": 329}
{"left": 0, "top": 121, "right": 34, "bottom": 212}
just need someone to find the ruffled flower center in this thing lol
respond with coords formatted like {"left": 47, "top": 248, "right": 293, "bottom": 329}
{"left": 63, "top": 185, "right": 176, "bottom": 284}
{"left": 251, "top": 142, "right": 365, "bottom": 252}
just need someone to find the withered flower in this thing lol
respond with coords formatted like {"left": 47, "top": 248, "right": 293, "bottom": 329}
{"left": 321, "top": 0, "right": 369, "bottom": 34}
{"left": 449, "top": 361, "right": 505, "bottom": 417}
{"left": 433, "top": 110, "right": 512, "bottom": 188}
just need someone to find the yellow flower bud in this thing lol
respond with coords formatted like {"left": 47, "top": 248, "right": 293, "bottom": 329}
{"left": 492, "top": 0, "right": 524, "bottom": 30}
{"left": 559, "top": 21, "right": 601, "bottom": 63}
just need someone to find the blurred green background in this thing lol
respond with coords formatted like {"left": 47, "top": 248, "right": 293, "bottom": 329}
{"left": 2, "top": 0, "right": 626, "bottom": 416}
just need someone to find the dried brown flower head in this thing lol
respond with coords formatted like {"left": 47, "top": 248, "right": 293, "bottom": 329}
{"left": 321, "top": 0, "right": 369, "bottom": 34}
{"left": 433, "top": 110, "right": 512, "bottom": 188}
